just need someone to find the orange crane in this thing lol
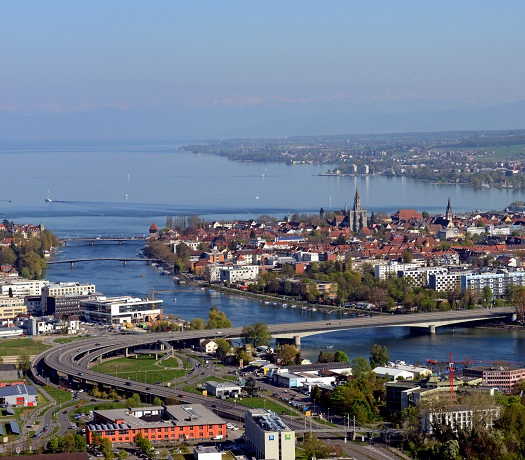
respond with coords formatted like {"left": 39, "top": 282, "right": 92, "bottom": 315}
{"left": 426, "top": 354, "right": 525, "bottom": 403}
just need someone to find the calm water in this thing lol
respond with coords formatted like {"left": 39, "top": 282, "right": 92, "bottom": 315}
{"left": 1, "top": 140, "right": 524, "bottom": 363}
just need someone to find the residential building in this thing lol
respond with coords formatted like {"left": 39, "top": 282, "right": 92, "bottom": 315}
{"left": 244, "top": 409, "right": 295, "bottom": 460}
{"left": 86, "top": 404, "right": 226, "bottom": 445}
{"left": 0, "top": 279, "right": 47, "bottom": 297}
{"left": 80, "top": 296, "right": 162, "bottom": 325}
{"left": 429, "top": 271, "right": 468, "bottom": 292}
{"left": 219, "top": 265, "right": 259, "bottom": 284}
{"left": 422, "top": 406, "right": 500, "bottom": 434}
{"left": 200, "top": 339, "right": 218, "bottom": 354}
{"left": 0, "top": 297, "right": 27, "bottom": 319}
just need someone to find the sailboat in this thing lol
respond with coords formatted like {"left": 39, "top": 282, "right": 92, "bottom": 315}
{"left": 45, "top": 190, "right": 52, "bottom": 202}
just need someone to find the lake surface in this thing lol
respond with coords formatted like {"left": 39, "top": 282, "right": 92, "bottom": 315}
{"left": 1, "top": 140, "right": 524, "bottom": 364}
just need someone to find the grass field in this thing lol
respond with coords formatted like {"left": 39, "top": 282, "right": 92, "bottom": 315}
{"left": 230, "top": 397, "right": 289, "bottom": 414}
{"left": 54, "top": 336, "right": 88, "bottom": 344}
{"left": 93, "top": 356, "right": 186, "bottom": 384}
{"left": 0, "top": 338, "right": 51, "bottom": 357}
{"left": 43, "top": 386, "right": 72, "bottom": 404}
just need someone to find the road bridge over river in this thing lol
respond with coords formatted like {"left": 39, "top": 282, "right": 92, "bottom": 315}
{"left": 30, "top": 307, "right": 513, "bottom": 441}
{"left": 47, "top": 257, "right": 159, "bottom": 266}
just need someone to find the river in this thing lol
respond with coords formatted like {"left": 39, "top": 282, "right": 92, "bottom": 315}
{"left": 1, "top": 140, "right": 525, "bottom": 364}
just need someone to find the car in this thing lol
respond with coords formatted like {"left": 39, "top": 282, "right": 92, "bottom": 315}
{"left": 91, "top": 398, "right": 97, "bottom": 402}
{"left": 95, "top": 343, "right": 101, "bottom": 346}
{"left": 145, "top": 387, "right": 151, "bottom": 390}
{"left": 226, "top": 423, "right": 234, "bottom": 429}
{"left": 154, "top": 381, "right": 161, "bottom": 385}
{"left": 211, "top": 404, "right": 217, "bottom": 408}
{"left": 78, "top": 372, "right": 84, "bottom": 376}
{"left": 63, "top": 410, "right": 68, "bottom": 414}
{"left": 178, "top": 394, "right": 184, "bottom": 398}
{"left": 125, "top": 382, "right": 132, "bottom": 386}
{"left": 232, "top": 426, "right": 239, "bottom": 430}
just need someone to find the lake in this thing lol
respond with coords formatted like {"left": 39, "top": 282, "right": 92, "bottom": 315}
{"left": 1, "top": 140, "right": 524, "bottom": 363}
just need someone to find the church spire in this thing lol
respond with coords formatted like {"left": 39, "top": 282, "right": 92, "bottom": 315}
{"left": 353, "top": 187, "right": 361, "bottom": 211}
{"left": 445, "top": 197, "right": 453, "bottom": 221}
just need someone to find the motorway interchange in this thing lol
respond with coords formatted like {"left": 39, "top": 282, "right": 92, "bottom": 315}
{"left": 29, "top": 329, "right": 410, "bottom": 459}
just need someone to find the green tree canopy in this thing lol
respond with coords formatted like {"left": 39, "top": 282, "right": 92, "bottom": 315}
{"left": 369, "top": 344, "right": 389, "bottom": 368}
{"left": 241, "top": 322, "right": 272, "bottom": 348}
{"left": 206, "top": 306, "right": 232, "bottom": 329}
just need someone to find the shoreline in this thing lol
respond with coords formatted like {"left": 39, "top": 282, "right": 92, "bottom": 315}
{"left": 477, "top": 322, "right": 525, "bottom": 332}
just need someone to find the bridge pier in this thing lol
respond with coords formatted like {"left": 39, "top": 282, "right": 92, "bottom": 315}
{"left": 429, "top": 325, "right": 436, "bottom": 334}
{"left": 275, "top": 336, "right": 301, "bottom": 350}
{"left": 91, "top": 241, "right": 95, "bottom": 246}
{"left": 70, "top": 262, "right": 74, "bottom": 268}
{"left": 123, "top": 261, "right": 127, "bottom": 266}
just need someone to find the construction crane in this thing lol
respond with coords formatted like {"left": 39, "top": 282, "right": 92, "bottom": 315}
{"left": 426, "top": 354, "right": 525, "bottom": 403}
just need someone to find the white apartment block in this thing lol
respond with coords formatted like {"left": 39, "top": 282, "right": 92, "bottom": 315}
{"left": 461, "top": 271, "right": 525, "bottom": 297}
{"left": 422, "top": 406, "right": 500, "bottom": 434}
{"left": 429, "top": 272, "right": 469, "bottom": 292}
{"left": 0, "top": 279, "right": 48, "bottom": 297}
{"left": 219, "top": 265, "right": 259, "bottom": 284}
{"left": 374, "top": 262, "right": 421, "bottom": 280}
{"left": 397, "top": 267, "right": 448, "bottom": 287}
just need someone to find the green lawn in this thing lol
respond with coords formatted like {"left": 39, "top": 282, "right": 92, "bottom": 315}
{"left": 0, "top": 338, "right": 51, "bottom": 356}
{"left": 231, "top": 397, "right": 289, "bottom": 414}
{"left": 93, "top": 356, "right": 186, "bottom": 384}
{"left": 54, "top": 336, "right": 88, "bottom": 344}
{"left": 43, "top": 385, "right": 72, "bottom": 404}
{"left": 161, "top": 357, "right": 182, "bottom": 368}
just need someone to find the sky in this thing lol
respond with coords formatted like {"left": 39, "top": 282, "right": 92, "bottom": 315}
{"left": 1, "top": 1, "right": 525, "bottom": 141}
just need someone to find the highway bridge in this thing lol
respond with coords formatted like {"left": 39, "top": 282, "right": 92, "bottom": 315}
{"left": 47, "top": 257, "right": 160, "bottom": 266}
{"left": 63, "top": 236, "right": 147, "bottom": 242}
{"left": 31, "top": 307, "right": 514, "bottom": 436}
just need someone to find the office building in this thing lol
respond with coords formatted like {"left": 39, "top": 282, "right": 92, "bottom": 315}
{"left": 244, "top": 409, "right": 295, "bottom": 460}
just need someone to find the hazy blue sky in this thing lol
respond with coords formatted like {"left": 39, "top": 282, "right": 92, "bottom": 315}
{"left": 2, "top": 1, "right": 525, "bottom": 140}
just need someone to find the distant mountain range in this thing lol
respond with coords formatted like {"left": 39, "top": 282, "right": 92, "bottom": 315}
{"left": 1, "top": 99, "right": 525, "bottom": 142}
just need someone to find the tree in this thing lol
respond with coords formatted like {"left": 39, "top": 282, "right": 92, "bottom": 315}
{"left": 126, "top": 393, "right": 142, "bottom": 407}
{"left": 62, "top": 432, "right": 76, "bottom": 452}
{"left": 311, "top": 385, "right": 321, "bottom": 405}
{"left": 351, "top": 356, "right": 372, "bottom": 381}
{"left": 100, "top": 438, "right": 113, "bottom": 460}
{"left": 317, "top": 351, "right": 335, "bottom": 363}
{"left": 134, "top": 432, "right": 152, "bottom": 456}
{"left": 482, "top": 285, "right": 493, "bottom": 307}
{"left": 74, "top": 434, "right": 86, "bottom": 452}
{"left": 17, "top": 351, "right": 31, "bottom": 374}
{"left": 117, "top": 449, "right": 129, "bottom": 460}
{"left": 215, "top": 338, "right": 232, "bottom": 362}
{"left": 302, "top": 432, "right": 331, "bottom": 460}
{"left": 241, "top": 322, "right": 272, "bottom": 348}
{"left": 334, "top": 350, "right": 350, "bottom": 363}
{"left": 402, "top": 249, "right": 413, "bottom": 263}
{"left": 152, "top": 396, "right": 163, "bottom": 406}
{"left": 510, "top": 285, "right": 525, "bottom": 323}
{"left": 276, "top": 344, "right": 298, "bottom": 365}
{"left": 206, "top": 306, "right": 232, "bottom": 329}
{"left": 47, "top": 436, "right": 62, "bottom": 453}
{"left": 244, "top": 377, "right": 258, "bottom": 397}
{"left": 369, "top": 344, "right": 389, "bottom": 368}
{"left": 189, "top": 318, "right": 205, "bottom": 330}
